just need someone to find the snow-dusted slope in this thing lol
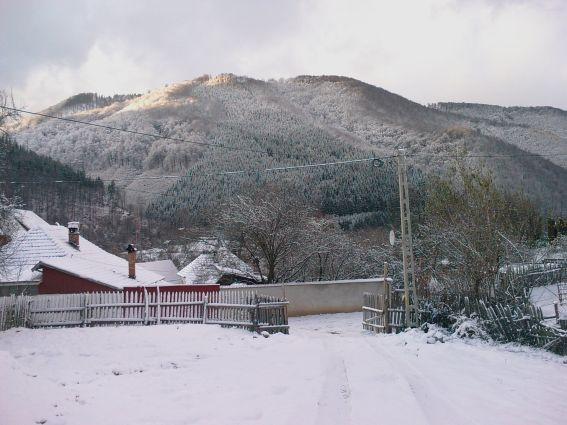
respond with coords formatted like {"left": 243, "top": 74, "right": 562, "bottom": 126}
{"left": 1, "top": 313, "right": 566, "bottom": 425}
{"left": 11, "top": 74, "right": 567, "bottom": 221}
{"left": 433, "top": 102, "right": 567, "bottom": 168}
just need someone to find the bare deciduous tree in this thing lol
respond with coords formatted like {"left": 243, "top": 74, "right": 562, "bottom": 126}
{"left": 220, "top": 188, "right": 314, "bottom": 283}
{"left": 416, "top": 163, "right": 542, "bottom": 297}
{"left": 0, "top": 90, "right": 18, "bottom": 134}
{"left": 219, "top": 186, "right": 396, "bottom": 283}
{"left": 0, "top": 90, "right": 21, "bottom": 274}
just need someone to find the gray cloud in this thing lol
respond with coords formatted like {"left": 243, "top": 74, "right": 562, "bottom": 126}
{"left": 1, "top": 0, "right": 566, "bottom": 110}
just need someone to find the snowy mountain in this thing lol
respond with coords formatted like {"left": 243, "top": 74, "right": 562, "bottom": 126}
{"left": 11, "top": 74, "right": 567, "bottom": 224}
{"left": 432, "top": 102, "right": 567, "bottom": 169}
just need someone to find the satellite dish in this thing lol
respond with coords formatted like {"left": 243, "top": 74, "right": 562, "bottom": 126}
{"left": 389, "top": 230, "right": 395, "bottom": 246}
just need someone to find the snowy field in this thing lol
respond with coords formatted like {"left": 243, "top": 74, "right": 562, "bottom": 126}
{"left": 1, "top": 313, "right": 566, "bottom": 425}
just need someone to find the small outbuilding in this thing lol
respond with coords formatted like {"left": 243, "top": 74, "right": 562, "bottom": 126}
{"left": 177, "top": 247, "right": 261, "bottom": 285}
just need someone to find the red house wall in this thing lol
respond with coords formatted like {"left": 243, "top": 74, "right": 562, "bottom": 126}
{"left": 39, "top": 267, "right": 112, "bottom": 294}
{"left": 39, "top": 267, "right": 221, "bottom": 295}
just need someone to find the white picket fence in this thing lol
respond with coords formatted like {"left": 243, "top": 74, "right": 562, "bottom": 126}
{"left": 0, "top": 290, "right": 289, "bottom": 334}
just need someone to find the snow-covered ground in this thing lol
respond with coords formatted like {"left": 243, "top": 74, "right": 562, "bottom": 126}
{"left": 1, "top": 313, "right": 566, "bottom": 425}
{"left": 531, "top": 283, "right": 567, "bottom": 320}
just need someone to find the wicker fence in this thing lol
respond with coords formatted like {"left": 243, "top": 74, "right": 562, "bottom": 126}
{"left": 0, "top": 289, "right": 289, "bottom": 334}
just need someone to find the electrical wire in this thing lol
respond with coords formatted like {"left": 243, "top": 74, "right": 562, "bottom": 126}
{"left": 219, "top": 156, "right": 393, "bottom": 175}
{"left": 405, "top": 152, "right": 567, "bottom": 159}
{"left": 3, "top": 148, "right": 567, "bottom": 185}
{"left": 3, "top": 107, "right": 567, "bottom": 185}
{"left": 0, "top": 106, "right": 267, "bottom": 154}
{"left": 0, "top": 156, "right": 394, "bottom": 184}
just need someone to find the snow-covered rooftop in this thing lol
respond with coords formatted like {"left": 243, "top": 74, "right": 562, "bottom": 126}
{"left": 139, "top": 260, "right": 181, "bottom": 284}
{"left": 0, "top": 227, "right": 68, "bottom": 282}
{"left": 177, "top": 247, "right": 260, "bottom": 285}
{"left": 1, "top": 210, "right": 168, "bottom": 289}
{"left": 14, "top": 209, "right": 51, "bottom": 232}
{"left": 35, "top": 257, "right": 164, "bottom": 290}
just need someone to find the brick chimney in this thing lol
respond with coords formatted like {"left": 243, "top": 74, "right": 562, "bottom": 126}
{"left": 126, "top": 243, "right": 137, "bottom": 279}
{"left": 68, "top": 222, "right": 80, "bottom": 247}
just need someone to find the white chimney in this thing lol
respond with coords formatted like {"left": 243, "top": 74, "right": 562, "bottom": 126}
{"left": 68, "top": 222, "right": 80, "bottom": 247}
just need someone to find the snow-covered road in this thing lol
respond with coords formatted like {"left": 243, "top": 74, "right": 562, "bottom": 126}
{"left": 1, "top": 313, "right": 566, "bottom": 425}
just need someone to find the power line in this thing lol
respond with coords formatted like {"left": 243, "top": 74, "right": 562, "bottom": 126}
{"left": 0, "top": 156, "right": 392, "bottom": 184}
{"left": 406, "top": 152, "right": 567, "bottom": 159}
{"left": 2, "top": 149, "right": 567, "bottom": 185}
{"left": 219, "top": 156, "right": 393, "bottom": 175}
{"left": 0, "top": 106, "right": 267, "bottom": 154}
{"left": 0, "top": 175, "right": 183, "bottom": 184}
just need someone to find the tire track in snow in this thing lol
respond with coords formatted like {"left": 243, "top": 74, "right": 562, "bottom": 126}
{"left": 363, "top": 337, "right": 481, "bottom": 425}
{"left": 336, "top": 335, "right": 432, "bottom": 425}
{"left": 314, "top": 339, "right": 352, "bottom": 425}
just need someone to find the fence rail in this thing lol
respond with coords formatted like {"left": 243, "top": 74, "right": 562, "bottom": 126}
{"left": 0, "top": 290, "right": 289, "bottom": 334}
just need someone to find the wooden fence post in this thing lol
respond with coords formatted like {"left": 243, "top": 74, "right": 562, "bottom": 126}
{"left": 27, "top": 298, "right": 34, "bottom": 329}
{"left": 383, "top": 262, "right": 390, "bottom": 334}
{"left": 202, "top": 295, "right": 208, "bottom": 324}
{"left": 143, "top": 287, "right": 149, "bottom": 325}
{"left": 24, "top": 297, "right": 32, "bottom": 328}
{"left": 156, "top": 286, "right": 161, "bottom": 325}
{"left": 252, "top": 294, "right": 260, "bottom": 333}
{"left": 82, "top": 293, "right": 87, "bottom": 327}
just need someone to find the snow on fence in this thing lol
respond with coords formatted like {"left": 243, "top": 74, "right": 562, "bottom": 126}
{"left": 0, "top": 290, "right": 289, "bottom": 334}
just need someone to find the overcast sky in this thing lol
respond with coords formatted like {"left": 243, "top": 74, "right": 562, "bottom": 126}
{"left": 1, "top": 0, "right": 566, "bottom": 111}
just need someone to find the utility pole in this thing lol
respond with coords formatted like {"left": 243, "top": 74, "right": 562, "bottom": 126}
{"left": 397, "top": 149, "right": 419, "bottom": 327}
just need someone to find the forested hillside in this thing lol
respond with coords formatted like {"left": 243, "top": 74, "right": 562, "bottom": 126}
{"left": 10, "top": 74, "right": 567, "bottom": 227}
{"left": 431, "top": 102, "right": 567, "bottom": 169}
{"left": 0, "top": 136, "right": 141, "bottom": 251}
{"left": 0, "top": 135, "right": 108, "bottom": 220}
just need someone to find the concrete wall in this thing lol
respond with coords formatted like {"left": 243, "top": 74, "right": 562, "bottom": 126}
{"left": 221, "top": 278, "right": 387, "bottom": 316}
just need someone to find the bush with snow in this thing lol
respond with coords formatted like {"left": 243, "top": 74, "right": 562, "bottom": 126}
{"left": 451, "top": 316, "right": 490, "bottom": 341}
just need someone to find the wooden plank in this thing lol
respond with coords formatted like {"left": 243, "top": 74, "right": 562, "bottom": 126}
{"left": 362, "top": 306, "right": 384, "bottom": 314}
{"left": 160, "top": 316, "right": 203, "bottom": 323}
{"left": 30, "top": 306, "right": 85, "bottom": 313}
{"left": 88, "top": 317, "right": 145, "bottom": 323}
{"left": 33, "top": 321, "right": 84, "bottom": 327}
